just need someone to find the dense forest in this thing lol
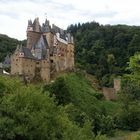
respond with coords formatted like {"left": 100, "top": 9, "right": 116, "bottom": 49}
{"left": 0, "top": 21, "right": 140, "bottom": 139}
{"left": 0, "top": 34, "right": 18, "bottom": 62}
{"left": 68, "top": 22, "right": 140, "bottom": 86}
{"left": 0, "top": 34, "right": 27, "bottom": 62}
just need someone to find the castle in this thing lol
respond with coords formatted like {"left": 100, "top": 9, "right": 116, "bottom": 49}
{"left": 11, "top": 17, "right": 74, "bottom": 82}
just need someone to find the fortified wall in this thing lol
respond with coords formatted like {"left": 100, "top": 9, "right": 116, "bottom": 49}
{"left": 102, "top": 78, "right": 121, "bottom": 100}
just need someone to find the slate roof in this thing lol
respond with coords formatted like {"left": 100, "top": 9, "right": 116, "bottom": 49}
{"left": 32, "top": 35, "right": 49, "bottom": 59}
{"left": 43, "top": 35, "right": 49, "bottom": 49}
{"left": 33, "top": 35, "right": 49, "bottom": 50}
{"left": 41, "top": 19, "right": 51, "bottom": 32}
{"left": 28, "top": 19, "right": 32, "bottom": 27}
{"left": 27, "top": 18, "right": 73, "bottom": 43}
{"left": 19, "top": 46, "right": 36, "bottom": 59}
{"left": 3, "top": 55, "right": 11, "bottom": 65}
{"left": 51, "top": 24, "right": 69, "bottom": 41}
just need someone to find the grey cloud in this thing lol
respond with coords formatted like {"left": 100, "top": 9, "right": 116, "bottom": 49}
{"left": 109, "top": 17, "right": 140, "bottom": 26}
{"left": 0, "top": 11, "right": 19, "bottom": 19}
{"left": 42, "top": 1, "right": 76, "bottom": 12}
{"left": 80, "top": 10, "right": 118, "bottom": 18}
{"left": 94, "top": 11, "right": 117, "bottom": 18}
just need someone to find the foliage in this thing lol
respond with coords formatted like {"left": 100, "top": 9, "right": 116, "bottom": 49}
{"left": 43, "top": 73, "right": 118, "bottom": 136}
{"left": 45, "top": 77, "right": 71, "bottom": 105}
{"left": 93, "top": 114, "right": 115, "bottom": 136}
{"left": 116, "top": 53, "right": 140, "bottom": 131}
{"left": 127, "top": 52, "right": 140, "bottom": 74}
{"left": 116, "top": 103, "right": 140, "bottom": 131}
{"left": 0, "top": 34, "right": 19, "bottom": 62}
{"left": 133, "top": 132, "right": 140, "bottom": 140}
{"left": 0, "top": 81, "right": 6, "bottom": 97}
{"left": 67, "top": 23, "right": 140, "bottom": 86}
{"left": 0, "top": 75, "right": 110, "bottom": 140}
{"left": 95, "top": 133, "right": 108, "bottom": 140}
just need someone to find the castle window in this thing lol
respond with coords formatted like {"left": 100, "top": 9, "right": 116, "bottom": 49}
{"left": 16, "top": 59, "right": 18, "bottom": 61}
{"left": 36, "top": 62, "right": 39, "bottom": 65}
{"left": 50, "top": 60, "right": 53, "bottom": 63}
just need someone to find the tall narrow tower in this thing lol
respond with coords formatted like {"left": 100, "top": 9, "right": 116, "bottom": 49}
{"left": 26, "top": 18, "right": 41, "bottom": 49}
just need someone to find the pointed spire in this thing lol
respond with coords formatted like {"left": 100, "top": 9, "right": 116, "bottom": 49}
{"left": 28, "top": 19, "right": 32, "bottom": 26}
{"left": 27, "top": 19, "right": 33, "bottom": 31}
{"left": 33, "top": 17, "right": 41, "bottom": 32}
{"left": 45, "top": 18, "right": 50, "bottom": 26}
{"left": 41, "top": 18, "right": 51, "bottom": 32}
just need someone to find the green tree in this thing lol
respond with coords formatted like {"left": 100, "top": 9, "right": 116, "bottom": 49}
{"left": 0, "top": 86, "right": 95, "bottom": 140}
{"left": 127, "top": 52, "right": 140, "bottom": 75}
{"left": 44, "top": 77, "right": 71, "bottom": 105}
{"left": 116, "top": 53, "right": 140, "bottom": 131}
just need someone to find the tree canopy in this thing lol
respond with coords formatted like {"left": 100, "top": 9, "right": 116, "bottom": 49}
{"left": 68, "top": 22, "right": 140, "bottom": 86}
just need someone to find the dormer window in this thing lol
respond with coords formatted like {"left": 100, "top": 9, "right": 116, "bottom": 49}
{"left": 19, "top": 52, "right": 24, "bottom": 57}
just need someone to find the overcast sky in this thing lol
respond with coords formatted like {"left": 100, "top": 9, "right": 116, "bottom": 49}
{"left": 0, "top": 0, "right": 140, "bottom": 40}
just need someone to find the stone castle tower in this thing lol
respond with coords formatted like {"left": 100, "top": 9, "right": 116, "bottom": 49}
{"left": 11, "top": 17, "right": 74, "bottom": 82}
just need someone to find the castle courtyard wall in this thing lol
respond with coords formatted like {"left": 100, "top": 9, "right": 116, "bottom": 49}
{"left": 40, "top": 60, "right": 50, "bottom": 83}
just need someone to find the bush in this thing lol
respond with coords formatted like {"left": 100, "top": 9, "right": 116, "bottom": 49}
{"left": 44, "top": 77, "right": 71, "bottom": 105}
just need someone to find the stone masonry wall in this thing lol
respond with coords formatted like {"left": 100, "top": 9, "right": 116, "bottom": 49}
{"left": 114, "top": 78, "right": 121, "bottom": 92}
{"left": 40, "top": 60, "right": 50, "bottom": 83}
{"left": 27, "top": 31, "right": 41, "bottom": 49}
{"left": 102, "top": 87, "right": 116, "bottom": 100}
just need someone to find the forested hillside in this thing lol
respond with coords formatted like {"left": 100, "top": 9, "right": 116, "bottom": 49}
{"left": 68, "top": 22, "right": 140, "bottom": 86}
{"left": 0, "top": 34, "right": 19, "bottom": 62}
{"left": 1, "top": 22, "right": 140, "bottom": 87}
{"left": 0, "top": 22, "right": 140, "bottom": 139}
{"left": 0, "top": 59, "right": 140, "bottom": 139}
{"left": 0, "top": 73, "right": 112, "bottom": 140}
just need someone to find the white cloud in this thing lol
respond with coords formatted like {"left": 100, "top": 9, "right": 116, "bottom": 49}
{"left": 0, "top": 0, "right": 140, "bottom": 40}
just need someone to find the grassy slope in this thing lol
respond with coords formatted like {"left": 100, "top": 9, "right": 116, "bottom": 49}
{"left": 0, "top": 74, "right": 122, "bottom": 139}
{"left": 0, "top": 72, "right": 120, "bottom": 117}
{"left": 59, "top": 73, "right": 120, "bottom": 116}
{"left": 109, "top": 131, "right": 140, "bottom": 140}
